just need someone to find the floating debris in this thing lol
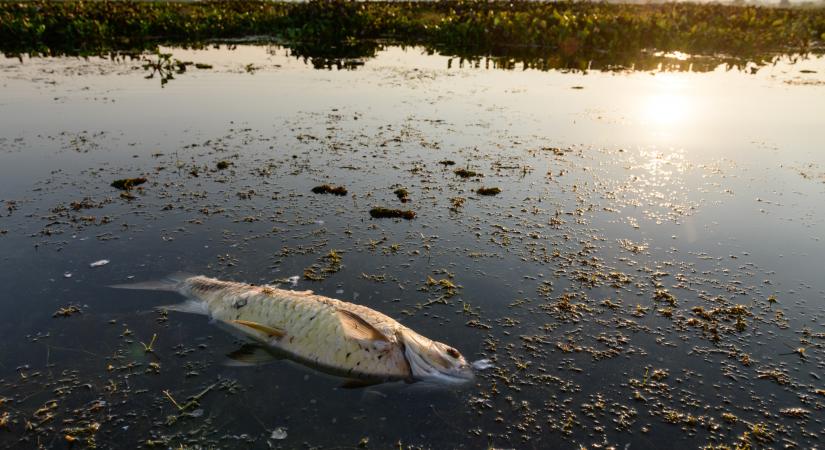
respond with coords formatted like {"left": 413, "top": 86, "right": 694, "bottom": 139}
{"left": 216, "top": 160, "right": 230, "bottom": 170}
{"left": 270, "top": 427, "right": 288, "bottom": 440}
{"left": 449, "top": 197, "right": 465, "bottom": 212}
{"left": 780, "top": 408, "right": 810, "bottom": 418}
{"left": 110, "top": 177, "right": 146, "bottom": 190}
{"left": 394, "top": 188, "right": 410, "bottom": 202}
{"left": 311, "top": 184, "right": 348, "bottom": 196}
{"left": 454, "top": 168, "right": 482, "bottom": 178}
{"left": 53, "top": 304, "right": 82, "bottom": 318}
{"left": 369, "top": 207, "right": 415, "bottom": 220}
{"left": 303, "top": 250, "right": 343, "bottom": 281}
{"left": 89, "top": 259, "right": 109, "bottom": 268}
{"left": 424, "top": 275, "right": 460, "bottom": 298}
{"left": 476, "top": 187, "right": 501, "bottom": 196}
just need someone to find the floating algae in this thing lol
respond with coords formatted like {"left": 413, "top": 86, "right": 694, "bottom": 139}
{"left": 303, "top": 249, "right": 344, "bottom": 281}
{"left": 369, "top": 207, "right": 415, "bottom": 220}
{"left": 454, "top": 168, "right": 482, "bottom": 178}
{"left": 394, "top": 188, "right": 410, "bottom": 202}
{"left": 52, "top": 304, "right": 82, "bottom": 318}
{"left": 311, "top": 184, "right": 348, "bottom": 196}
{"left": 110, "top": 177, "right": 146, "bottom": 190}
{"left": 476, "top": 187, "right": 501, "bottom": 196}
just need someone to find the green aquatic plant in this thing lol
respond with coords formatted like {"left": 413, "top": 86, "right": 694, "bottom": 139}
{"left": 1, "top": 1, "right": 823, "bottom": 68}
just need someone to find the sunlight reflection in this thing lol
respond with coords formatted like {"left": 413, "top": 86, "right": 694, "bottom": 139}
{"left": 640, "top": 75, "right": 694, "bottom": 130}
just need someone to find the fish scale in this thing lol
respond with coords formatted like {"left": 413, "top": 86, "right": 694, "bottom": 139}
{"left": 186, "top": 276, "right": 412, "bottom": 380}
{"left": 112, "top": 274, "right": 476, "bottom": 384}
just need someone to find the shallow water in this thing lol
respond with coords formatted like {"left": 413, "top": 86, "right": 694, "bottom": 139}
{"left": 0, "top": 46, "right": 824, "bottom": 449}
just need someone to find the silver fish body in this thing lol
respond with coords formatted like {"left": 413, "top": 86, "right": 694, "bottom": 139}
{"left": 116, "top": 275, "right": 474, "bottom": 384}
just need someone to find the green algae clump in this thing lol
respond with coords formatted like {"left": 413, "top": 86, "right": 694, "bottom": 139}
{"left": 369, "top": 207, "right": 415, "bottom": 220}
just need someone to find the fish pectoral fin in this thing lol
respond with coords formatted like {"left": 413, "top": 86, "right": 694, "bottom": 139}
{"left": 232, "top": 320, "right": 285, "bottom": 339}
{"left": 336, "top": 309, "right": 390, "bottom": 342}
{"left": 338, "top": 378, "right": 384, "bottom": 389}
{"left": 225, "top": 344, "right": 281, "bottom": 366}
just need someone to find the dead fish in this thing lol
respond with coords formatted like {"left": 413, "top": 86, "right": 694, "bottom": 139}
{"left": 111, "top": 274, "right": 480, "bottom": 385}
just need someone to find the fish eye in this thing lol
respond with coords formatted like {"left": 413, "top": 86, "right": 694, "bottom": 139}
{"left": 446, "top": 347, "right": 460, "bottom": 358}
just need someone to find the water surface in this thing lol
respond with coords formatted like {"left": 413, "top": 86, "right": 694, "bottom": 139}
{"left": 0, "top": 46, "right": 824, "bottom": 449}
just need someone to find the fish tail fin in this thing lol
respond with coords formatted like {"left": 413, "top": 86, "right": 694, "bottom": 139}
{"left": 108, "top": 272, "right": 193, "bottom": 292}
{"left": 109, "top": 273, "right": 209, "bottom": 316}
{"left": 157, "top": 299, "right": 210, "bottom": 316}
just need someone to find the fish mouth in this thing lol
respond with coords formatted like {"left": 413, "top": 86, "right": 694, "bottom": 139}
{"left": 401, "top": 331, "right": 474, "bottom": 384}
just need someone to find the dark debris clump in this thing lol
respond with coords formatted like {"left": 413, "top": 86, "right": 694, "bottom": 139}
{"left": 312, "top": 184, "right": 348, "bottom": 196}
{"left": 454, "top": 168, "right": 482, "bottom": 178}
{"left": 476, "top": 187, "right": 501, "bottom": 196}
{"left": 369, "top": 207, "right": 415, "bottom": 220}
{"left": 394, "top": 188, "right": 410, "bottom": 202}
{"left": 110, "top": 177, "right": 146, "bottom": 190}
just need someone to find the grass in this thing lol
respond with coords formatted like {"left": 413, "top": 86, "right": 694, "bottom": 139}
{"left": 1, "top": 1, "right": 824, "bottom": 67}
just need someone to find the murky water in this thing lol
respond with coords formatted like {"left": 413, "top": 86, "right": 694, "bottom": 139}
{"left": 1, "top": 45, "right": 824, "bottom": 449}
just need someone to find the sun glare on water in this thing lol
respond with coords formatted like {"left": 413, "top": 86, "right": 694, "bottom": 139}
{"left": 639, "top": 74, "right": 695, "bottom": 135}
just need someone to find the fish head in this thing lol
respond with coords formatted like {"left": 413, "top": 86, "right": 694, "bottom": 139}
{"left": 399, "top": 329, "right": 474, "bottom": 384}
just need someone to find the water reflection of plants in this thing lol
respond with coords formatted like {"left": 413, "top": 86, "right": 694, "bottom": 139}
{"left": 2, "top": 1, "right": 824, "bottom": 72}
{"left": 141, "top": 50, "right": 215, "bottom": 86}
{"left": 285, "top": 39, "right": 379, "bottom": 70}
{"left": 141, "top": 52, "right": 181, "bottom": 86}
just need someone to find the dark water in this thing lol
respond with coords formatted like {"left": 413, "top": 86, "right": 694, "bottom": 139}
{"left": 0, "top": 46, "right": 824, "bottom": 449}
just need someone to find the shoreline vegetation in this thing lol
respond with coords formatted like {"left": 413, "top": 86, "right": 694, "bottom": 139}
{"left": 2, "top": 1, "right": 825, "bottom": 70}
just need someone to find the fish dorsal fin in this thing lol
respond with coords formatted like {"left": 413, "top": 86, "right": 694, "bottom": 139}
{"left": 232, "top": 320, "right": 285, "bottom": 339}
{"left": 336, "top": 309, "right": 389, "bottom": 342}
{"left": 225, "top": 344, "right": 281, "bottom": 366}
